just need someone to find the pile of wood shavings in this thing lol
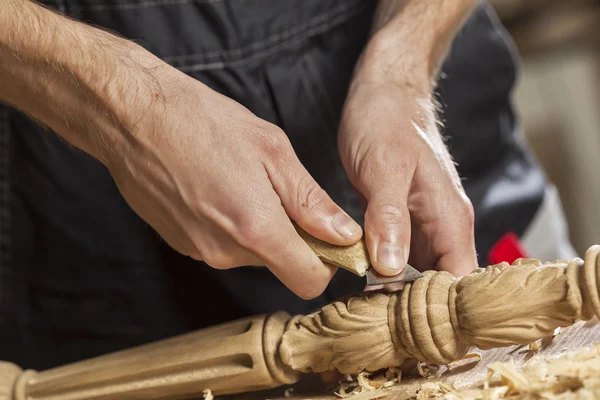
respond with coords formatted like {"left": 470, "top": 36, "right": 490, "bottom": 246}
{"left": 414, "top": 342, "right": 600, "bottom": 399}
{"left": 334, "top": 368, "right": 402, "bottom": 400}
{"left": 334, "top": 353, "right": 482, "bottom": 399}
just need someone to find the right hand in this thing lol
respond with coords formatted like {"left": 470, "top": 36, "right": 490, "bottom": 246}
{"left": 103, "top": 62, "right": 363, "bottom": 299}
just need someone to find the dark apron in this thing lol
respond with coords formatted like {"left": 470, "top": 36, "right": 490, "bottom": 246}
{"left": 0, "top": 0, "right": 545, "bottom": 369}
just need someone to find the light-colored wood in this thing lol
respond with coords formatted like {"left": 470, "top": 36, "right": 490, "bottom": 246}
{"left": 294, "top": 225, "right": 370, "bottom": 277}
{"left": 262, "top": 318, "right": 600, "bottom": 400}
{"left": 0, "top": 312, "right": 299, "bottom": 399}
{"left": 2, "top": 246, "right": 600, "bottom": 399}
{"left": 279, "top": 245, "right": 600, "bottom": 374}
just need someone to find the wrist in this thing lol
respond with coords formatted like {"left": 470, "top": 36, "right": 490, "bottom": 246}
{"left": 350, "top": 32, "right": 435, "bottom": 97}
{"left": 351, "top": 0, "right": 478, "bottom": 96}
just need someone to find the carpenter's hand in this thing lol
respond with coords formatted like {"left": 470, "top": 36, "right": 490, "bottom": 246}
{"left": 105, "top": 67, "right": 362, "bottom": 299}
{"left": 0, "top": 0, "right": 363, "bottom": 300}
{"left": 338, "top": 82, "right": 477, "bottom": 277}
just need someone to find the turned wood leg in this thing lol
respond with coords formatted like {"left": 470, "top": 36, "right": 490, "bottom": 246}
{"left": 281, "top": 245, "right": 600, "bottom": 374}
{"left": 2, "top": 246, "right": 600, "bottom": 399}
{"left": 0, "top": 312, "right": 299, "bottom": 399}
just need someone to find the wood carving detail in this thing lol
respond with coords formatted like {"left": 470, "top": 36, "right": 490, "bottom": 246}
{"left": 279, "top": 245, "right": 600, "bottom": 375}
{"left": 0, "top": 245, "right": 599, "bottom": 399}
{"left": 279, "top": 292, "right": 402, "bottom": 374}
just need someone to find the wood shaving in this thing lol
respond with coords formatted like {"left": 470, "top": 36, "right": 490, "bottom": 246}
{"left": 553, "top": 327, "right": 561, "bottom": 337}
{"left": 383, "top": 367, "right": 402, "bottom": 387}
{"left": 284, "top": 388, "right": 294, "bottom": 398}
{"left": 447, "top": 352, "right": 482, "bottom": 371}
{"left": 414, "top": 342, "right": 600, "bottom": 399}
{"left": 415, "top": 382, "right": 464, "bottom": 400}
{"left": 417, "top": 362, "right": 439, "bottom": 379}
{"left": 202, "top": 389, "right": 214, "bottom": 400}
{"left": 336, "top": 344, "right": 600, "bottom": 399}
{"left": 334, "top": 380, "right": 385, "bottom": 400}
{"left": 527, "top": 339, "right": 540, "bottom": 354}
{"left": 334, "top": 367, "right": 403, "bottom": 399}
{"left": 357, "top": 372, "right": 379, "bottom": 391}
{"left": 335, "top": 381, "right": 357, "bottom": 398}
{"left": 486, "top": 362, "right": 529, "bottom": 394}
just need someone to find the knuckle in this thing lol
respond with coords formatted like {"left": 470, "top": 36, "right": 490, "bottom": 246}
{"left": 255, "top": 125, "right": 290, "bottom": 159}
{"left": 202, "top": 250, "right": 234, "bottom": 270}
{"left": 376, "top": 202, "right": 408, "bottom": 226}
{"left": 235, "top": 214, "right": 277, "bottom": 251}
{"left": 296, "top": 174, "right": 328, "bottom": 212}
{"left": 357, "top": 144, "right": 413, "bottom": 180}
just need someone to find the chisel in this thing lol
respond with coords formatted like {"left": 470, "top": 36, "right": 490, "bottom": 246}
{"left": 295, "top": 225, "right": 423, "bottom": 285}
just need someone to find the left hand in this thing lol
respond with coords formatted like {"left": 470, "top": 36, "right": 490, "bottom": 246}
{"left": 338, "top": 80, "right": 477, "bottom": 277}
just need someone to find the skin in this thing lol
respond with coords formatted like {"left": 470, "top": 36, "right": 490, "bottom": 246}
{"left": 0, "top": 0, "right": 478, "bottom": 300}
{"left": 343, "top": 0, "right": 479, "bottom": 279}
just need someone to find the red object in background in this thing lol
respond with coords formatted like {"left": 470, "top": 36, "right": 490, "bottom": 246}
{"left": 487, "top": 232, "right": 529, "bottom": 265}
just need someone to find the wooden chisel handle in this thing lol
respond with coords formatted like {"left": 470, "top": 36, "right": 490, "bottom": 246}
{"left": 294, "top": 225, "right": 370, "bottom": 277}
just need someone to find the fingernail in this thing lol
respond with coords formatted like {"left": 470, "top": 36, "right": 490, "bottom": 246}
{"left": 376, "top": 244, "right": 406, "bottom": 273}
{"left": 332, "top": 213, "right": 362, "bottom": 238}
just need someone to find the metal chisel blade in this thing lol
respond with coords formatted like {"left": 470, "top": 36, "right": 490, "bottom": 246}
{"left": 294, "top": 224, "right": 423, "bottom": 285}
{"left": 365, "top": 263, "right": 423, "bottom": 286}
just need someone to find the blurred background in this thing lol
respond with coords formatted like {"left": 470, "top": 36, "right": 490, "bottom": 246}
{"left": 490, "top": 0, "right": 600, "bottom": 256}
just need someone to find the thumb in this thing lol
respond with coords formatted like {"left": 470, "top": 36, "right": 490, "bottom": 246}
{"left": 262, "top": 132, "right": 363, "bottom": 246}
{"left": 358, "top": 158, "right": 415, "bottom": 276}
{"left": 364, "top": 192, "right": 412, "bottom": 277}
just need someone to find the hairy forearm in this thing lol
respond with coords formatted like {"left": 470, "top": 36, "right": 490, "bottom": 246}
{"left": 0, "top": 0, "right": 165, "bottom": 165}
{"left": 355, "top": 0, "right": 478, "bottom": 94}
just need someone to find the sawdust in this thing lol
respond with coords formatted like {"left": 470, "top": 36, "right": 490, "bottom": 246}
{"left": 333, "top": 352, "right": 482, "bottom": 399}
{"left": 334, "top": 368, "right": 402, "bottom": 399}
{"left": 333, "top": 342, "right": 600, "bottom": 399}
{"left": 446, "top": 353, "right": 482, "bottom": 371}
{"left": 413, "top": 342, "right": 600, "bottom": 399}
{"left": 417, "top": 363, "right": 439, "bottom": 379}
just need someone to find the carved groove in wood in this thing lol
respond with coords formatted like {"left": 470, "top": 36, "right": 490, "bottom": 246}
{"left": 1, "top": 245, "right": 599, "bottom": 399}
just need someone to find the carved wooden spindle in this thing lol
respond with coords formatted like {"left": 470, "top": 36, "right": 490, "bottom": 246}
{"left": 0, "top": 312, "right": 299, "bottom": 399}
{"left": 280, "top": 245, "right": 600, "bottom": 374}
{"left": 1, "top": 245, "right": 599, "bottom": 399}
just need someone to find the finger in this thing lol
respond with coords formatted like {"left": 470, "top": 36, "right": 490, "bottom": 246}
{"left": 408, "top": 112, "right": 477, "bottom": 276}
{"left": 189, "top": 229, "right": 266, "bottom": 269}
{"left": 261, "top": 130, "right": 363, "bottom": 246}
{"left": 358, "top": 154, "right": 416, "bottom": 277}
{"left": 134, "top": 194, "right": 266, "bottom": 268}
{"left": 194, "top": 249, "right": 265, "bottom": 269}
{"left": 418, "top": 194, "right": 477, "bottom": 277}
{"left": 241, "top": 200, "right": 337, "bottom": 300}
{"left": 411, "top": 155, "right": 478, "bottom": 277}
{"left": 146, "top": 206, "right": 266, "bottom": 268}
{"left": 432, "top": 193, "right": 477, "bottom": 277}
{"left": 210, "top": 161, "right": 335, "bottom": 299}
